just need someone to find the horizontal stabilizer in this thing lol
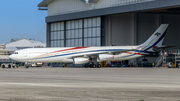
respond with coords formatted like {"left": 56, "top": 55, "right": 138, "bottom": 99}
{"left": 153, "top": 45, "right": 176, "bottom": 51}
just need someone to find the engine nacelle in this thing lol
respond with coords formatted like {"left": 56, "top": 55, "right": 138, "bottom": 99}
{"left": 73, "top": 58, "right": 89, "bottom": 64}
{"left": 98, "top": 54, "right": 114, "bottom": 61}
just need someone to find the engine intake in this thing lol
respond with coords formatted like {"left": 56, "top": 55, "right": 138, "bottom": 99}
{"left": 98, "top": 54, "right": 114, "bottom": 61}
{"left": 73, "top": 58, "right": 89, "bottom": 64}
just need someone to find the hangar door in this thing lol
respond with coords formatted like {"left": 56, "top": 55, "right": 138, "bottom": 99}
{"left": 49, "top": 17, "right": 101, "bottom": 47}
{"left": 83, "top": 17, "right": 101, "bottom": 46}
{"left": 66, "top": 17, "right": 101, "bottom": 47}
{"left": 50, "top": 22, "right": 65, "bottom": 47}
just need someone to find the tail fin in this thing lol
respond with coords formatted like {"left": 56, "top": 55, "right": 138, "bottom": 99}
{"left": 141, "top": 24, "right": 169, "bottom": 52}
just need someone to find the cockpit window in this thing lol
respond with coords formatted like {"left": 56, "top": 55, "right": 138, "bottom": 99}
{"left": 14, "top": 52, "right": 18, "bottom": 54}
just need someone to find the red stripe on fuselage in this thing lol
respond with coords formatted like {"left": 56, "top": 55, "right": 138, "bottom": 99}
{"left": 37, "top": 47, "right": 88, "bottom": 58}
{"left": 125, "top": 52, "right": 145, "bottom": 55}
{"left": 125, "top": 52, "right": 134, "bottom": 54}
{"left": 134, "top": 53, "right": 146, "bottom": 55}
{"left": 51, "top": 47, "right": 88, "bottom": 53}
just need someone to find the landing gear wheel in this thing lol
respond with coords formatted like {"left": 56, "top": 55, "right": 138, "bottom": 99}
{"left": 8, "top": 65, "right": 11, "bottom": 68}
{"left": 2, "top": 65, "right": 5, "bottom": 69}
{"left": 97, "top": 64, "right": 101, "bottom": 68}
{"left": 93, "top": 64, "right": 96, "bottom": 68}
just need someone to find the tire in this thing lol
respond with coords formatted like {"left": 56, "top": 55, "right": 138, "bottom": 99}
{"left": 97, "top": 64, "right": 101, "bottom": 68}
{"left": 8, "top": 65, "right": 11, "bottom": 68}
{"left": 93, "top": 64, "right": 96, "bottom": 68}
{"left": 2, "top": 65, "right": 5, "bottom": 69}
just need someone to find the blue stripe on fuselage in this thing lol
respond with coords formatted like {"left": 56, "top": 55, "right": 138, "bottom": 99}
{"left": 120, "top": 54, "right": 136, "bottom": 58}
{"left": 30, "top": 49, "right": 126, "bottom": 60}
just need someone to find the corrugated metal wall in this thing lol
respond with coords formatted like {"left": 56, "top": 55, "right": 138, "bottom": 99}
{"left": 48, "top": 0, "right": 91, "bottom": 16}
{"left": 47, "top": 0, "right": 155, "bottom": 16}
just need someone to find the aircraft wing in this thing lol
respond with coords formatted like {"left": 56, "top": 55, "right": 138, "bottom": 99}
{"left": 67, "top": 46, "right": 142, "bottom": 59}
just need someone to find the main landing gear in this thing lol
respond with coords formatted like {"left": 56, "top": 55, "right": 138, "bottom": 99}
{"left": 84, "top": 62, "right": 101, "bottom": 68}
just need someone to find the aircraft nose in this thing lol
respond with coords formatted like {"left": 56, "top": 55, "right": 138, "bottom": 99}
{"left": 9, "top": 55, "right": 14, "bottom": 60}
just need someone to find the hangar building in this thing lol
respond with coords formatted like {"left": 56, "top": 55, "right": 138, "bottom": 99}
{"left": 38, "top": 0, "right": 180, "bottom": 63}
{"left": 6, "top": 38, "right": 46, "bottom": 51}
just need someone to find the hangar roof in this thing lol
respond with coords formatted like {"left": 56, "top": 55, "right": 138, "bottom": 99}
{"left": 38, "top": 0, "right": 99, "bottom": 7}
{"left": 38, "top": 0, "right": 54, "bottom": 7}
{"left": 6, "top": 39, "right": 46, "bottom": 50}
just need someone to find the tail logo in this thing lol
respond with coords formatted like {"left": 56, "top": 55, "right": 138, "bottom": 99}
{"left": 155, "top": 32, "right": 161, "bottom": 36}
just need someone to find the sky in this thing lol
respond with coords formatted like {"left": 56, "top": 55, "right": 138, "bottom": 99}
{"left": 0, "top": 0, "right": 47, "bottom": 44}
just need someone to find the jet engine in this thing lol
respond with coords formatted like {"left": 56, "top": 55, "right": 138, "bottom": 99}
{"left": 97, "top": 54, "right": 114, "bottom": 61}
{"left": 73, "top": 58, "right": 89, "bottom": 64}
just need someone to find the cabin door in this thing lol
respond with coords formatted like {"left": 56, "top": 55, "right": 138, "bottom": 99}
{"left": 23, "top": 50, "right": 28, "bottom": 57}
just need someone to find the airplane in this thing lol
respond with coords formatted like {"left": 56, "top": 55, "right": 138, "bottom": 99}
{"left": 9, "top": 24, "right": 169, "bottom": 68}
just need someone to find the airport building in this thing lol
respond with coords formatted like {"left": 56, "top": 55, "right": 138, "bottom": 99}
{"left": 6, "top": 38, "right": 46, "bottom": 51}
{"left": 38, "top": 0, "right": 180, "bottom": 63}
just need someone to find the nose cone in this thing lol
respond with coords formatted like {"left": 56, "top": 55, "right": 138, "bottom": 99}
{"left": 9, "top": 54, "right": 15, "bottom": 60}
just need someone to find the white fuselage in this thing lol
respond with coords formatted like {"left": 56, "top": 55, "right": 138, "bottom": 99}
{"left": 9, "top": 24, "right": 169, "bottom": 64}
{"left": 9, "top": 46, "right": 146, "bottom": 63}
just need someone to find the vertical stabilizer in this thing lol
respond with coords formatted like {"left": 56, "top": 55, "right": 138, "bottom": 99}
{"left": 141, "top": 24, "right": 169, "bottom": 52}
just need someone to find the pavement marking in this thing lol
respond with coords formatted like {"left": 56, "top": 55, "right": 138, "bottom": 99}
{"left": 0, "top": 82, "right": 180, "bottom": 88}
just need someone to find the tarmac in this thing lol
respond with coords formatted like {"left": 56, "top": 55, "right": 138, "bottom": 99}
{"left": 0, "top": 67, "right": 180, "bottom": 101}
